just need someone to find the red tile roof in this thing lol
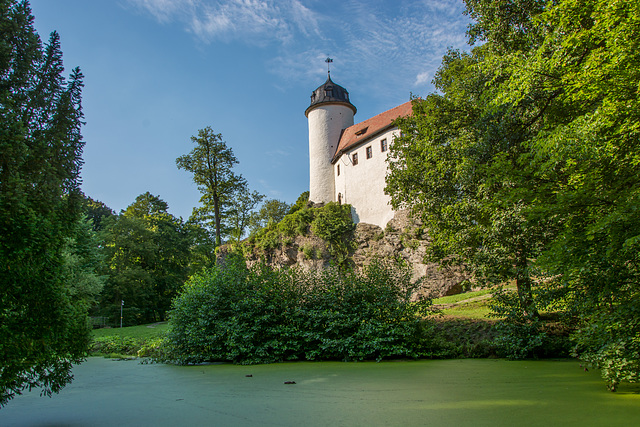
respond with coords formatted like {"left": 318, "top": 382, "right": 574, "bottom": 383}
{"left": 332, "top": 101, "right": 413, "bottom": 163}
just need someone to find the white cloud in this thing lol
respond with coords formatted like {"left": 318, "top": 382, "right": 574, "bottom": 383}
{"left": 127, "top": 0, "right": 472, "bottom": 99}
{"left": 415, "top": 71, "right": 430, "bottom": 86}
{"left": 289, "top": 0, "right": 321, "bottom": 38}
{"left": 127, "top": 0, "right": 195, "bottom": 23}
{"left": 127, "top": 0, "right": 323, "bottom": 45}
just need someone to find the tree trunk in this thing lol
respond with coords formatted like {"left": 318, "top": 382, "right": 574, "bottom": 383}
{"left": 213, "top": 195, "right": 221, "bottom": 247}
{"left": 516, "top": 253, "right": 538, "bottom": 318}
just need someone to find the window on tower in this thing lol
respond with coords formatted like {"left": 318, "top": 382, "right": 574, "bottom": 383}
{"left": 337, "top": 164, "right": 340, "bottom": 176}
{"left": 380, "top": 139, "right": 388, "bottom": 152}
{"left": 352, "top": 153, "right": 358, "bottom": 165}
{"left": 325, "top": 86, "right": 333, "bottom": 97}
{"left": 366, "top": 146, "right": 372, "bottom": 159}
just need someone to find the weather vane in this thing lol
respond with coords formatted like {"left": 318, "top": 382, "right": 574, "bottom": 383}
{"left": 325, "top": 57, "right": 333, "bottom": 76}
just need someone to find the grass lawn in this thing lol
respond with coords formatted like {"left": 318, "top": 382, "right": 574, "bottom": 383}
{"left": 92, "top": 322, "right": 169, "bottom": 340}
{"left": 90, "top": 322, "right": 169, "bottom": 357}
{"left": 432, "top": 288, "right": 495, "bottom": 319}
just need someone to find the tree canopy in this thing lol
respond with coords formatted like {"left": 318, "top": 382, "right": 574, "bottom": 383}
{"left": 386, "top": 0, "right": 640, "bottom": 390}
{"left": 97, "top": 193, "right": 195, "bottom": 325}
{"left": 176, "top": 126, "right": 247, "bottom": 247}
{"left": 0, "top": 0, "right": 89, "bottom": 406}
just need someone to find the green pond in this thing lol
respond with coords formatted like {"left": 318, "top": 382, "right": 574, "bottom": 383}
{"left": 1, "top": 358, "right": 638, "bottom": 426}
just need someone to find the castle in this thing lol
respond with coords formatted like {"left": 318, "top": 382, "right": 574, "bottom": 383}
{"left": 305, "top": 73, "right": 412, "bottom": 228}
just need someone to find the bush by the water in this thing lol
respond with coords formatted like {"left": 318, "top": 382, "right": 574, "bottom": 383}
{"left": 160, "top": 257, "right": 431, "bottom": 364}
{"left": 490, "top": 287, "right": 571, "bottom": 360}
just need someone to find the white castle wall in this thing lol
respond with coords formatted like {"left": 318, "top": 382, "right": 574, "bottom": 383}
{"left": 334, "top": 128, "right": 399, "bottom": 228}
{"left": 307, "top": 104, "right": 354, "bottom": 203}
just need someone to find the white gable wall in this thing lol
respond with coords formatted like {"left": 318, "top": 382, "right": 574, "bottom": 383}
{"left": 334, "top": 128, "right": 399, "bottom": 228}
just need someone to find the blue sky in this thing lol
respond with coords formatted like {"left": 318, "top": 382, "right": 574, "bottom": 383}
{"left": 29, "top": 0, "right": 472, "bottom": 220}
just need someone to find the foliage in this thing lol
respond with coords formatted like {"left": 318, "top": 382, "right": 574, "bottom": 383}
{"left": 489, "top": 284, "right": 572, "bottom": 359}
{"left": 90, "top": 336, "right": 143, "bottom": 356}
{"left": 176, "top": 127, "right": 247, "bottom": 246}
{"left": 387, "top": 48, "right": 554, "bottom": 316}
{"left": 310, "top": 202, "right": 355, "bottom": 267}
{"left": 300, "top": 243, "right": 321, "bottom": 260}
{"left": 90, "top": 331, "right": 166, "bottom": 359}
{"left": 97, "top": 194, "right": 194, "bottom": 325}
{"left": 91, "top": 322, "right": 169, "bottom": 340}
{"left": 123, "top": 191, "right": 168, "bottom": 217}
{"left": 90, "top": 323, "right": 168, "bottom": 358}
{"left": 161, "top": 258, "right": 431, "bottom": 365}
{"left": 481, "top": 0, "right": 640, "bottom": 387}
{"left": 288, "top": 191, "right": 310, "bottom": 214}
{"left": 227, "top": 188, "right": 264, "bottom": 242}
{"left": 386, "top": 0, "right": 640, "bottom": 388}
{"left": 83, "top": 196, "right": 115, "bottom": 231}
{"left": 63, "top": 218, "right": 107, "bottom": 312}
{"left": 572, "top": 304, "right": 640, "bottom": 392}
{"left": 420, "top": 319, "right": 498, "bottom": 359}
{"left": 0, "top": 0, "right": 89, "bottom": 407}
{"left": 248, "top": 198, "right": 291, "bottom": 235}
{"left": 244, "top": 200, "right": 355, "bottom": 268}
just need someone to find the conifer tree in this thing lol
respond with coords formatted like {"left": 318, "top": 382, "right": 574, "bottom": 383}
{"left": 1, "top": 0, "right": 88, "bottom": 406}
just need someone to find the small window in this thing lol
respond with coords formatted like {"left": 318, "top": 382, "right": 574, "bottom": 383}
{"left": 352, "top": 153, "right": 358, "bottom": 165}
{"left": 338, "top": 193, "right": 342, "bottom": 205}
{"left": 325, "top": 85, "right": 333, "bottom": 97}
{"left": 337, "top": 164, "right": 340, "bottom": 176}
{"left": 380, "top": 139, "right": 388, "bottom": 152}
{"left": 366, "top": 146, "right": 372, "bottom": 159}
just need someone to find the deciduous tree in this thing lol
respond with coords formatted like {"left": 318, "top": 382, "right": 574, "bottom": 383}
{"left": 227, "top": 187, "right": 264, "bottom": 242}
{"left": 248, "top": 198, "right": 291, "bottom": 235}
{"left": 176, "top": 127, "right": 246, "bottom": 246}
{"left": 387, "top": 0, "right": 640, "bottom": 388}
{"left": 98, "top": 194, "right": 192, "bottom": 324}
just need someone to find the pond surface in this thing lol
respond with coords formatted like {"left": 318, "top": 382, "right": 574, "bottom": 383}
{"left": 1, "top": 358, "right": 638, "bottom": 426}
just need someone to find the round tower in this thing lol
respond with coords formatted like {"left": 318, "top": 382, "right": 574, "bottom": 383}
{"left": 305, "top": 75, "right": 356, "bottom": 204}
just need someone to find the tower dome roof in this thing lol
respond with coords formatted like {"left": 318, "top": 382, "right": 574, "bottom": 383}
{"left": 305, "top": 75, "right": 357, "bottom": 117}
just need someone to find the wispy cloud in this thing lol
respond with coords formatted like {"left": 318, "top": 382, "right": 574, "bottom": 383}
{"left": 127, "top": 0, "right": 321, "bottom": 44}
{"left": 126, "top": 0, "right": 195, "bottom": 23}
{"left": 127, "top": 0, "right": 472, "bottom": 100}
{"left": 415, "top": 71, "right": 430, "bottom": 86}
{"left": 257, "top": 178, "right": 283, "bottom": 198}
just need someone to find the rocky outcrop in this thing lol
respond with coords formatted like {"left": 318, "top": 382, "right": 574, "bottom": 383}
{"left": 351, "top": 211, "right": 469, "bottom": 298}
{"left": 222, "top": 210, "right": 470, "bottom": 298}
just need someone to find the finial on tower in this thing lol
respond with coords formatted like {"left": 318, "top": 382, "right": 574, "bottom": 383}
{"left": 325, "top": 57, "right": 333, "bottom": 76}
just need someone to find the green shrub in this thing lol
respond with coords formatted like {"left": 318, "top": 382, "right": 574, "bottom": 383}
{"left": 297, "top": 261, "right": 431, "bottom": 361}
{"left": 490, "top": 288, "right": 570, "bottom": 359}
{"left": 300, "top": 243, "right": 318, "bottom": 260}
{"left": 137, "top": 337, "right": 166, "bottom": 358}
{"left": 310, "top": 202, "right": 355, "bottom": 267}
{"left": 90, "top": 330, "right": 167, "bottom": 358}
{"left": 91, "top": 336, "right": 142, "bottom": 355}
{"left": 161, "top": 258, "right": 431, "bottom": 364}
{"left": 419, "top": 319, "right": 498, "bottom": 359}
{"left": 279, "top": 207, "right": 314, "bottom": 237}
{"left": 572, "top": 303, "right": 640, "bottom": 391}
